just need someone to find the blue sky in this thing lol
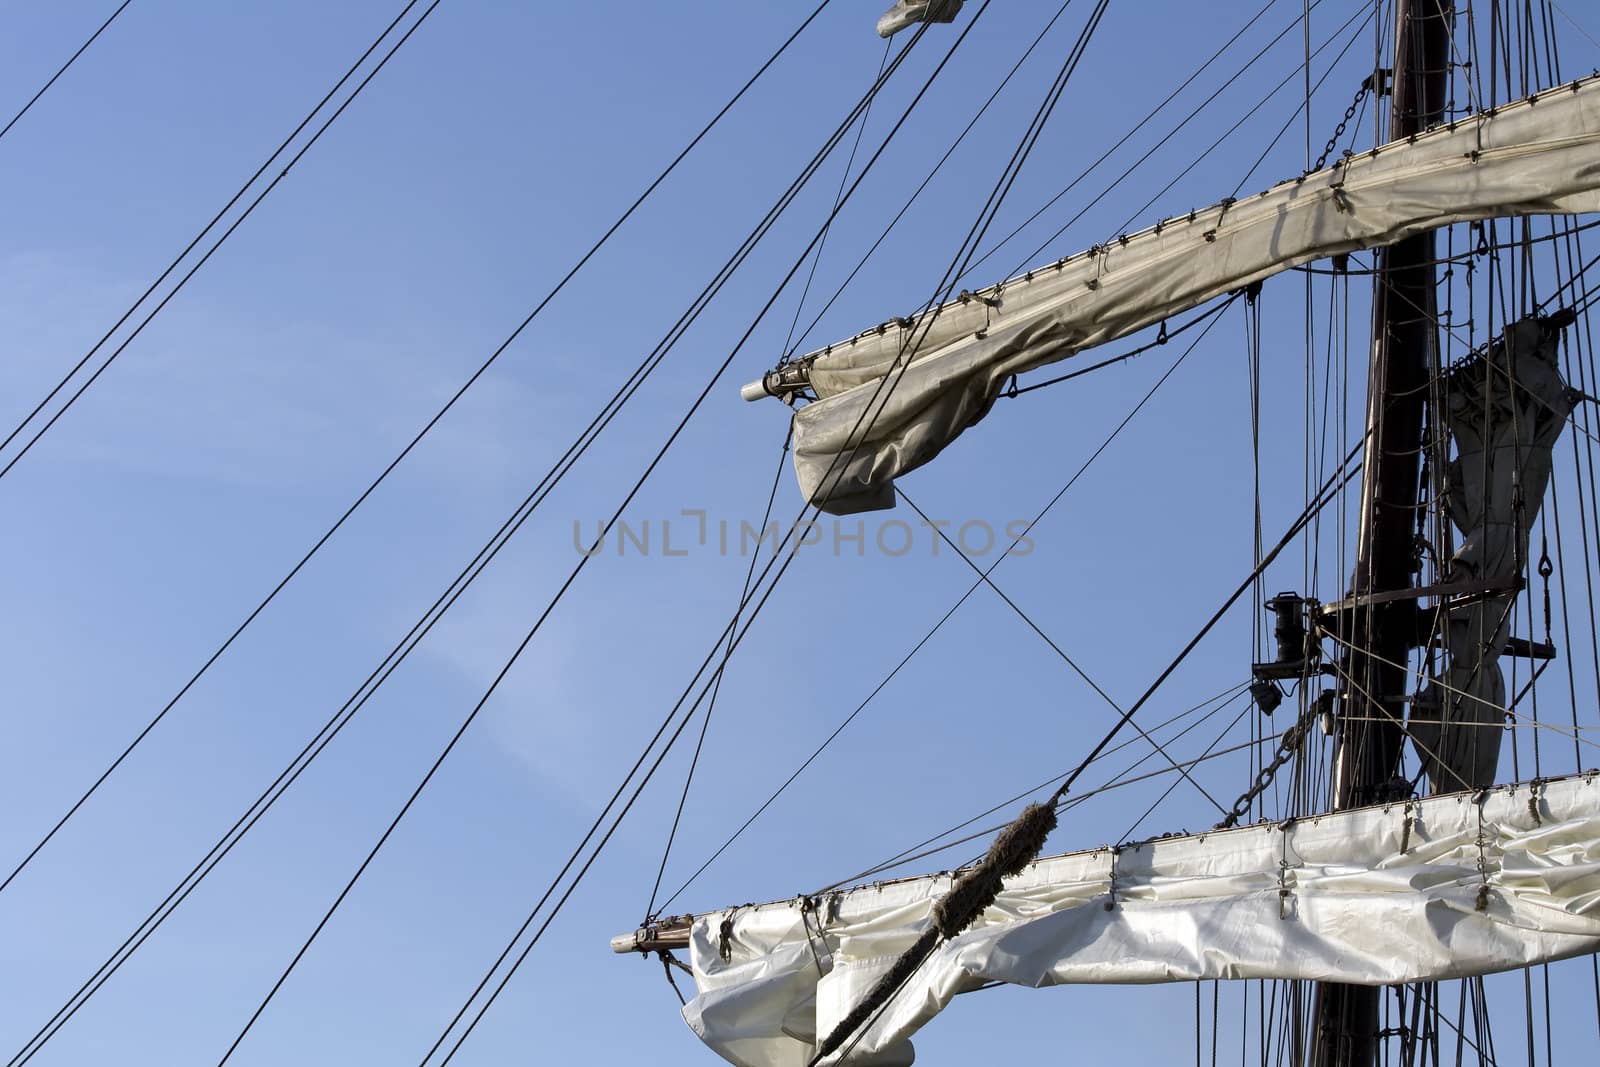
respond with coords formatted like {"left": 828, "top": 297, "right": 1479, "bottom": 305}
{"left": 4, "top": 2, "right": 1600, "bottom": 1065}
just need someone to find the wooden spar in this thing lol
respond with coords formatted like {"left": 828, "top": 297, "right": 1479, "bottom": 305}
{"left": 612, "top": 915, "right": 693, "bottom": 955}
{"left": 1310, "top": 2, "right": 1454, "bottom": 1065}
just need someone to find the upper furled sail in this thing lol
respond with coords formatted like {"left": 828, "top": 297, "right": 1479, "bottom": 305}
{"left": 876, "top": 0, "right": 963, "bottom": 39}
{"left": 746, "top": 76, "right": 1600, "bottom": 514}
{"left": 1410, "top": 314, "right": 1579, "bottom": 791}
{"left": 675, "top": 774, "right": 1600, "bottom": 1067}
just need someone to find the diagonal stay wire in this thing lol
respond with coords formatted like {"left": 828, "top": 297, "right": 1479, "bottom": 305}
{"left": 1224, "top": 0, "right": 1377, "bottom": 202}
{"left": 1007, "top": 0, "right": 1368, "bottom": 286}
{"left": 644, "top": 426, "right": 793, "bottom": 922}
{"left": 816, "top": 434, "right": 1366, "bottom": 1066}
{"left": 822, "top": 682, "right": 1250, "bottom": 892}
{"left": 841, "top": 730, "right": 1267, "bottom": 891}
{"left": 954, "top": 0, "right": 1306, "bottom": 289}
{"left": 0, "top": 0, "right": 433, "bottom": 477}
{"left": 1039, "top": 436, "right": 1365, "bottom": 814}
{"left": 898, "top": 505, "right": 1230, "bottom": 812}
{"left": 779, "top": 40, "right": 891, "bottom": 359}
{"left": 1097, "top": 0, "right": 1371, "bottom": 246}
{"left": 659, "top": 291, "right": 1232, "bottom": 913}
{"left": 421, "top": 3, "right": 1122, "bottom": 1057}
{"left": 680, "top": 0, "right": 1123, "bottom": 912}
{"left": 213, "top": 14, "right": 994, "bottom": 1063}
{"left": 8, "top": 7, "right": 904, "bottom": 1062}
{"left": 1117, "top": 699, "right": 1254, "bottom": 842}
{"left": 0, "top": 0, "right": 134, "bottom": 144}
{"left": 0, "top": 0, "right": 837, "bottom": 900}
{"left": 417, "top": 0, "right": 1107, "bottom": 1051}
{"left": 782, "top": 0, "right": 1080, "bottom": 362}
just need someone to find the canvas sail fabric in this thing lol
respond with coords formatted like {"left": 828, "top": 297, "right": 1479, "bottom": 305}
{"left": 876, "top": 0, "right": 963, "bottom": 38}
{"left": 788, "top": 77, "right": 1600, "bottom": 514}
{"left": 681, "top": 774, "right": 1600, "bottom": 1066}
{"left": 1410, "top": 318, "right": 1577, "bottom": 792}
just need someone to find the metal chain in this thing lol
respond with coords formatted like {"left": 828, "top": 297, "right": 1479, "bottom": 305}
{"left": 1310, "top": 80, "right": 1373, "bottom": 173}
{"left": 1215, "top": 703, "right": 1317, "bottom": 829}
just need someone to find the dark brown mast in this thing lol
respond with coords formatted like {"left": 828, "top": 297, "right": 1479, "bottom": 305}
{"left": 1310, "top": 2, "right": 1453, "bottom": 1065}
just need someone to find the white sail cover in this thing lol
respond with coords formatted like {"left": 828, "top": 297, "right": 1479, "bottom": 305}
{"left": 787, "top": 76, "right": 1600, "bottom": 513}
{"left": 682, "top": 773, "right": 1600, "bottom": 1066}
{"left": 1411, "top": 318, "right": 1576, "bottom": 791}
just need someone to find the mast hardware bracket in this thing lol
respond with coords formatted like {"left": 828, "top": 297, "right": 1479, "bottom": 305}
{"left": 1252, "top": 592, "right": 1320, "bottom": 682}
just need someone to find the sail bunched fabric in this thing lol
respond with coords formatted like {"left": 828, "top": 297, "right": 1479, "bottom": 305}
{"left": 876, "top": 0, "right": 964, "bottom": 39}
{"left": 1411, "top": 315, "right": 1578, "bottom": 791}
{"left": 682, "top": 774, "right": 1600, "bottom": 1066}
{"left": 762, "top": 76, "right": 1600, "bottom": 514}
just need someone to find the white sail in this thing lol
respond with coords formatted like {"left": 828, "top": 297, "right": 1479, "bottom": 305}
{"left": 682, "top": 773, "right": 1600, "bottom": 1066}
{"left": 775, "top": 76, "right": 1600, "bottom": 514}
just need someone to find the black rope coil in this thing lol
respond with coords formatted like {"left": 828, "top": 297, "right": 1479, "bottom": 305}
{"left": 811, "top": 802, "right": 1057, "bottom": 1063}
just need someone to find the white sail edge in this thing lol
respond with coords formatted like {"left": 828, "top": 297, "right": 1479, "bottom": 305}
{"left": 677, "top": 772, "right": 1600, "bottom": 1067}
{"left": 766, "top": 74, "right": 1600, "bottom": 515}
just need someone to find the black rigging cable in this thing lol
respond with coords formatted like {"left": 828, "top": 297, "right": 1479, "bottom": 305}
{"left": 781, "top": 0, "right": 1082, "bottom": 362}
{"left": 205, "top": 17, "right": 959, "bottom": 1065}
{"left": 827, "top": 685, "right": 1253, "bottom": 890}
{"left": 955, "top": 0, "right": 1323, "bottom": 289}
{"left": 417, "top": 4, "right": 1119, "bottom": 1060}
{"left": 644, "top": 426, "right": 793, "bottom": 923}
{"left": 0, "top": 0, "right": 836, "bottom": 902}
{"left": 0, "top": 0, "right": 436, "bottom": 482}
{"left": 897, "top": 489, "right": 1231, "bottom": 815}
{"left": 8, "top": 5, "right": 905, "bottom": 1062}
{"left": 817, "top": 438, "right": 1366, "bottom": 1067}
{"left": 656, "top": 294, "right": 1238, "bottom": 921}
{"left": 0, "top": 1, "right": 134, "bottom": 145}
{"left": 779, "top": 40, "right": 892, "bottom": 360}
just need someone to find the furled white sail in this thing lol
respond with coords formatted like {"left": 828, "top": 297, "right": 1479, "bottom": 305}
{"left": 876, "top": 0, "right": 963, "bottom": 39}
{"left": 1411, "top": 316, "right": 1577, "bottom": 791}
{"left": 767, "top": 76, "right": 1600, "bottom": 514}
{"left": 682, "top": 773, "right": 1600, "bottom": 1066}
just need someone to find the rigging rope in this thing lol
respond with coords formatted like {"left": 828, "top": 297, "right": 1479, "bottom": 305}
{"left": 430, "top": 5, "right": 1124, "bottom": 1060}
{"left": 657, "top": 280, "right": 1232, "bottom": 916}
{"left": 208, "top": 17, "right": 956, "bottom": 1066}
{"left": 782, "top": 0, "right": 1083, "bottom": 362}
{"left": 958, "top": 0, "right": 1302, "bottom": 287}
{"left": 901, "top": 489, "right": 1232, "bottom": 815}
{"left": 0, "top": 0, "right": 441, "bottom": 483}
{"left": 825, "top": 686, "right": 1255, "bottom": 890}
{"left": 779, "top": 40, "right": 892, "bottom": 362}
{"left": 0, "top": 0, "right": 134, "bottom": 144}
{"left": 645, "top": 426, "right": 793, "bottom": 921}
{"left": 0, "top": 0, "right": 839, "bottom": 906}
{"left": 8, "top": 4, "right": 935, "bottom": 1061}
{"left": 0, "top": 0, "right": 444, "bottom": 899}
{"left": 813, "top": 432, "right": 1364, "bottom": 1064}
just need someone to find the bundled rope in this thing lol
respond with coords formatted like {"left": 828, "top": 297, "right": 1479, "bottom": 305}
{"left": 809, "top": 802, "right": 1057, "bottom": 1063}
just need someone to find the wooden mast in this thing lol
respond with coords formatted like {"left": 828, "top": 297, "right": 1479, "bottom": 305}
{"left": 1310, "top": 2, "right": 1453, "bottom": 1064}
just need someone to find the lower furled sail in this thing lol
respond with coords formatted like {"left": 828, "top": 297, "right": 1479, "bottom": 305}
{"left": 635, "top": 774, "right": 1600, "bottom": 1067}
{"left": 1410, "top": 315, "right": 1580, "bottom": 791}
{"left": 745, "top": 76, "right": 1600, "bottom": 514}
